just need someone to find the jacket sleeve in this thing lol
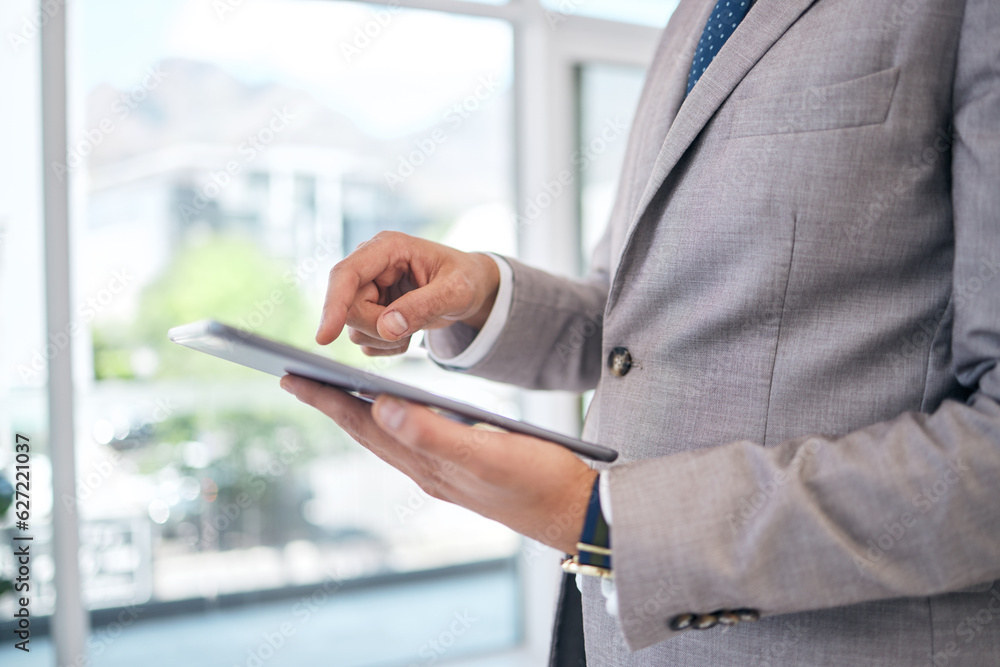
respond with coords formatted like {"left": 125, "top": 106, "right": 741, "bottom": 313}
{"left": 609, "top": 0, "right": 1000, "bottom": 649}
{"left": 430, "top": 225, "right": 613, "bottom": 393}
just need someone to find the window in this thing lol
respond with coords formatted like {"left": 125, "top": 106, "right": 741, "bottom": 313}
{"left": 74, "top": 0, "right": 520, "bottom": 632}
{"left": 0, "top": 1, "right": 664, "bottom": 664}
{"left": 577, "top": 63, "right": 647, "bottom": 264}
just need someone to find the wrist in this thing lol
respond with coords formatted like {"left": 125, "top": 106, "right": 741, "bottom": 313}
{"left": 561, "top": 470, "right": 613, "bottom": 578}
{"left": 459, "top": 253, "right": 500, "bottom": 330}
{"left": 549, "top": 468, "right": 599, "bottom": 554}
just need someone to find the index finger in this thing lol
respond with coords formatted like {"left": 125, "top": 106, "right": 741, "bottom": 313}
{"left": 316, "top": 235, "right": 409, "bottom": 344}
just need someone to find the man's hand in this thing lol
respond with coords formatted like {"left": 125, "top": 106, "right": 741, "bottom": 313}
{"left": 281, "top": 374, "right": 597, "bottom": 554}
{"left": 317, "top": 232, "right": 501, "bottom": 356}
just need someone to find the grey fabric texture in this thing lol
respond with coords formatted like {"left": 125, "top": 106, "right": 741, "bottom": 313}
{"left": 434, "top": 0, "right": 1000, "bottom": 663}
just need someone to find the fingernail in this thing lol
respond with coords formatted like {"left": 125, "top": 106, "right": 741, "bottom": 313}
{"left": 280, "top": 376, "right": 297, "bottom": 397}
{"left": 376, "top": 398, "right": 405, "bottom": 431}
{"left": 383, "top": 311, "right": 408, "bottom": 337}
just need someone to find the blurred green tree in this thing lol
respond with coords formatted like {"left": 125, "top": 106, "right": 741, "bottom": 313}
{"left": 93, "top": 234, "right": 369, "bottom": 380}
{"left": 89, "top": 234, "right": 367, "bottom": 549}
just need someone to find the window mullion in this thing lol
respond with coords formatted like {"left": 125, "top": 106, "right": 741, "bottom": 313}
{"left": 42, "top": 3, "right": 89, "bottom": 665}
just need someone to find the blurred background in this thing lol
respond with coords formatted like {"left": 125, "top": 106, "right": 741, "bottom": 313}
{"left": 0, "top": 0, "right": 673, "bottom": 664}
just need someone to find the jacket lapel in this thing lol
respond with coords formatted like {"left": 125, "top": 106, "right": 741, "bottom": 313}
{"left": 611, "top": 0, "right": 819, "bottom": 297}
{"left": 618, "top": 0, "right": 716, "bottom": 226}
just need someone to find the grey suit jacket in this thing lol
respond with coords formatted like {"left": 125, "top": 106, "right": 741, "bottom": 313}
{"left": 439, "top": 0, "right": 1000, "bottom": 663}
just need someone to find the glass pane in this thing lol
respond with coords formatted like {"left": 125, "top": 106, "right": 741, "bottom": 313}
{"left": 578, "top": 63, "right": 647, "bottom": 264}
{"left": 65, "top": 0, "right": 518, "bottom": 662}
{"left": 542, "top": 0, "right": 679, "bottom": 28}
{"left": 0, "top": 0, "right": 56, "bottom": 626}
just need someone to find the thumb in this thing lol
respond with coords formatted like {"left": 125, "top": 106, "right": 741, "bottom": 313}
{"left": 376, "top": 281, "right": 465, "bottom": 341}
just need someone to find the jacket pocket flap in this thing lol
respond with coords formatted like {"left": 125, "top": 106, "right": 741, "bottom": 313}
{"left": 731, "top": 67, "right": 900, "bottom": 138}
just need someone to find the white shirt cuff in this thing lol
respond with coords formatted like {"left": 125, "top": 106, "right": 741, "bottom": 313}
{"left": 425, "top": 253, "right": 513, "bottom": 368}
{"left": 599, "top": 470, "right": 617, "bottom": 615}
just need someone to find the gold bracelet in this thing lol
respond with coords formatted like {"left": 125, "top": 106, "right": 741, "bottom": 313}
{"left": 561, "top": 554, "right": 614, "bottom": 579}
{"left": 576, "top": 542, "right": 612, "bottom": 557}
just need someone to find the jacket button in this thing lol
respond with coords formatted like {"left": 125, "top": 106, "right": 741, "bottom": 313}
{"left": 717, "top": 610, "right": 740, "bottom": 626}
{"left": 734, "top": 608, "right": 760, "bottom": 622}
{"left": 608, "top": 347, "right": 632, "bottom": 377}
{"left": 692, "top": 613, "right": 719, "bottom": 630}
{"left": 668, "top": 613, "right": 695, "bottom": 631}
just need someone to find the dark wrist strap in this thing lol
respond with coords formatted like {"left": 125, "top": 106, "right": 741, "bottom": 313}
{"left": 577, "top": 474, "right": 611, "bottom": 570}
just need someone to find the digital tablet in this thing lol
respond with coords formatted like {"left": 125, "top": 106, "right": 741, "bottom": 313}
{"left": 168, "top": 320, "right": 617, "bottom": 462}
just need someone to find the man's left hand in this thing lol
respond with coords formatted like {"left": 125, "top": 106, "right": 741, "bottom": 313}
{"left": 280, "top": 375, "right": 597, "bottom": 555}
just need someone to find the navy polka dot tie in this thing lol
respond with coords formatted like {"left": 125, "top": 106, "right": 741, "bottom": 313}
{"left": 686, "top": 0, "right": 755, "bottom": 96}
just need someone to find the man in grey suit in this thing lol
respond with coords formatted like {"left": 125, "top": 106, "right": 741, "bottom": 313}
{"left": 281, "top": 0, "right": 1000, "bottom": 663}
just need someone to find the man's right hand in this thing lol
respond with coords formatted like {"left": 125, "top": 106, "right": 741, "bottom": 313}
{"left": 316, "top": 231, "right": 501, "bottom": 357}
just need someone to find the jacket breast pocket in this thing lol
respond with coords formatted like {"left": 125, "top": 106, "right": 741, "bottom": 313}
{"left": 729, "top": 67, "right": 900, "bottom": 138}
